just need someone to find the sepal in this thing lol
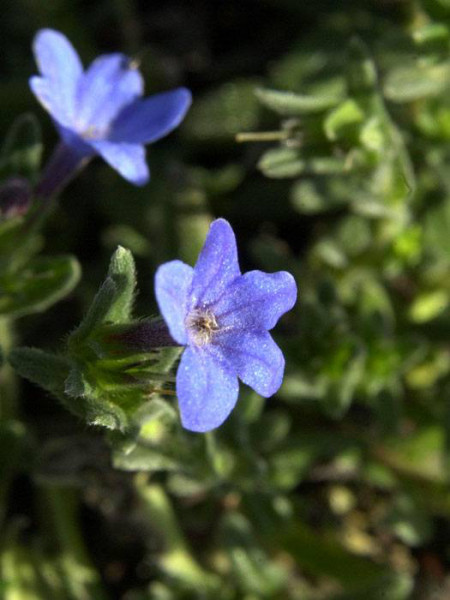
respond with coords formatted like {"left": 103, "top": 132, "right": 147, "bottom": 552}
{"left": 69, "top": 246, "right": 136, "bottom": 349}
{"left": 10, "top": 247, "right": 181, "bottom": 434}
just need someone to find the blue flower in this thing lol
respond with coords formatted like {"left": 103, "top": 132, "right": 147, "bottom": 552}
{"left": 155, "top": 219, "right": 297, "bottom": 432}
{"left": 30, "top": 29, "right": 191, "bottom": 186}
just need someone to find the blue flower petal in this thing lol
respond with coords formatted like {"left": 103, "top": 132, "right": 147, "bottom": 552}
{"left": 31, "top": 29, "right": 83, "bottom": 126}
{"left": 191, "top": 219, "right": 240, "bottom": 307}
{"left": 155, "top": 260, "right": 194, "bottom": 345}
{"left": 110, "top": 88, "right": 192, "bottom": 144}
{"left": 90, "top": 140, "right": 149, "bottom": 185}
{"left": 213, "top": 270, "right": 297, "bottom": 331}
{"left": 53, "top": 123, "right": 94, "bottom": 156}
{"left": 29, "top": 77, "right": 72, "bottom": 128}
{"left": 76, "top": 54, "right": 143, "bottom": 134}
{"left": 214, "top": 330, "right": 285, "bottom": 397}
{"left": 176, "top": 347, "right": 239, "bottom": 432}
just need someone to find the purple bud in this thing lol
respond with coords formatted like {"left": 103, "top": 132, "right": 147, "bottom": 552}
{"left": 0, "top": 177, "right": 32, "bottom": 219}
{"left": 92, "top": 319, "right": 179, "bottom": 359}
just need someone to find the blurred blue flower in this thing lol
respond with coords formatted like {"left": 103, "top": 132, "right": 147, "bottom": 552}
{"left": 155, "top": 219, "right": 297, "bottom": 432}
{"left": 30, "top": 29, "right": 191, "bottom": 186}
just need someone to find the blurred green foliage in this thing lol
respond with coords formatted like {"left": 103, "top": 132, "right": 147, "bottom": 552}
{"left": 1, "top": 0, "right": 450, "bottom": 598}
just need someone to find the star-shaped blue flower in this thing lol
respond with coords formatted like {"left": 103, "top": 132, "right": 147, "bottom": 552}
{"left": 30, "top": 29, "right": 191, "bottom": 185}
{"left": 155, "top": 219, "right": 297, "bottom": 432}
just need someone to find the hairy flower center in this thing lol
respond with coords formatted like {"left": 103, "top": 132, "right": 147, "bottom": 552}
{"left": 80, "top": 124, "right": 108, "bottom": 140}
{"left": 186, "top": 308, "right": 219, "bottom": 346}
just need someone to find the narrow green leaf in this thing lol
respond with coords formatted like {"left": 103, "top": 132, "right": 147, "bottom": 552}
{"left": 258, "top": 147, "right": 346, "bottom": 178}
{"left": 384, "top": 62, "right": 450, "bottom": 103}
{"left": 324, "top": 99, "right": 364, "bottom": 141}
{"left": 8, "top": 347, "right": 71, "bottom": 399}
{"left": 255, "top": 87, "right": 342, "bottom": 115}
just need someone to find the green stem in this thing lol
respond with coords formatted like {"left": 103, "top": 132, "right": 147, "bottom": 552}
{"left": 135, "top": 476, "right": 218, "bottom": 590}
{"left": 38, "top": 484, "right": 107, "bottom": 600}
{"left": 235, "top": 130, "right": 289, "bottom": 143}
{"left": 0, "top": 317, "right": 17, "bottom": 421}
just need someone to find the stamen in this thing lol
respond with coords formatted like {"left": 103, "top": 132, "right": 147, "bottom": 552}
{"left": 82, "top": 125, "right": 106, "bottom": 140}
{"left": 186, "top": 308, "right": 219, "bottom": 346}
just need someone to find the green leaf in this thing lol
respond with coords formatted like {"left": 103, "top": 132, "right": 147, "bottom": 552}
{"left": 274, "top": 520, "right": 390, "bottom": 588}
{"left": 0, "top": 255, "right": 81, "bottom": 318}
{"left": 113, "top": 444, "right": 180, "bottom": 472}
{"left": 324, "top": 99, "right": 364, "bottom": 141}
{"left": 412, "top": 22, "right": 450, "bottom": 48}
{"left": 220, "top": 512, "right": 286, "bottom": 596}
{"left": 0, "top": 113, "right": 42, "bottom": 183}
{"left": 1, "top": 534, "right": 107, "bottom": 600}
{"left": 255, "top": 87, "right": 342, "bottom": 115}
{"left": 332, "top": 573, "right": 413, "bottom": 600}
{"left": 322, "top": 348, "right": 366, "bottom": 418}
{"left": 8, "top": 347, "right": 79, "bottom": 415}
{"left": 137, "top": 482, "right": 219, "bottom": 591}
{"left": 335, "top": 216, "right": 371, "bottom": 257}
{"left": 424, "top": 197, "right": 450, "bottom": 261}
{"left": 290, "top": 178, "right": 348, "bottom": 214}
{"left": 181, "top": 79, "right": 261, "bottom": 142}
{"left": 385, "top": 495, "right": 433, "bottom": 547}
{"left": 384, "top": 62, "right": 450, "bottom": 103}
{"left": 189, "top": 164, "right": 244, "bottom": 196}
{"left": 408, "top": 290, "right": 448, "bottom": 323}
{"left": 0, "top": 214, "right": 42, "bottom": 276}
{"left": 258, "top": 147, "right": 346, "bottom": 178}
{"left": 112, "top": 398, "right": 179, "bottom": 470}
{"left": 312, "top": 238, "right": 348, "bottom": 268}
{"left": 269, "top": 445, "right": 317, "bottom": 489}
{"left": 346, "top": 38, "right": 378, "bottom": 95}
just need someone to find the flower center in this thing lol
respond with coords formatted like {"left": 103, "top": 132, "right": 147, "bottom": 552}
{"left": 80, "top": 124, "right": 108, "bottom": 140}
{"left": 185, "top": 308, "right": 219, "bottom": 346}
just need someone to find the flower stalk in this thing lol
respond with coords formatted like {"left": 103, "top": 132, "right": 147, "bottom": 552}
{"left": 34, "top": 141, "right": 91, "bottom": 203}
